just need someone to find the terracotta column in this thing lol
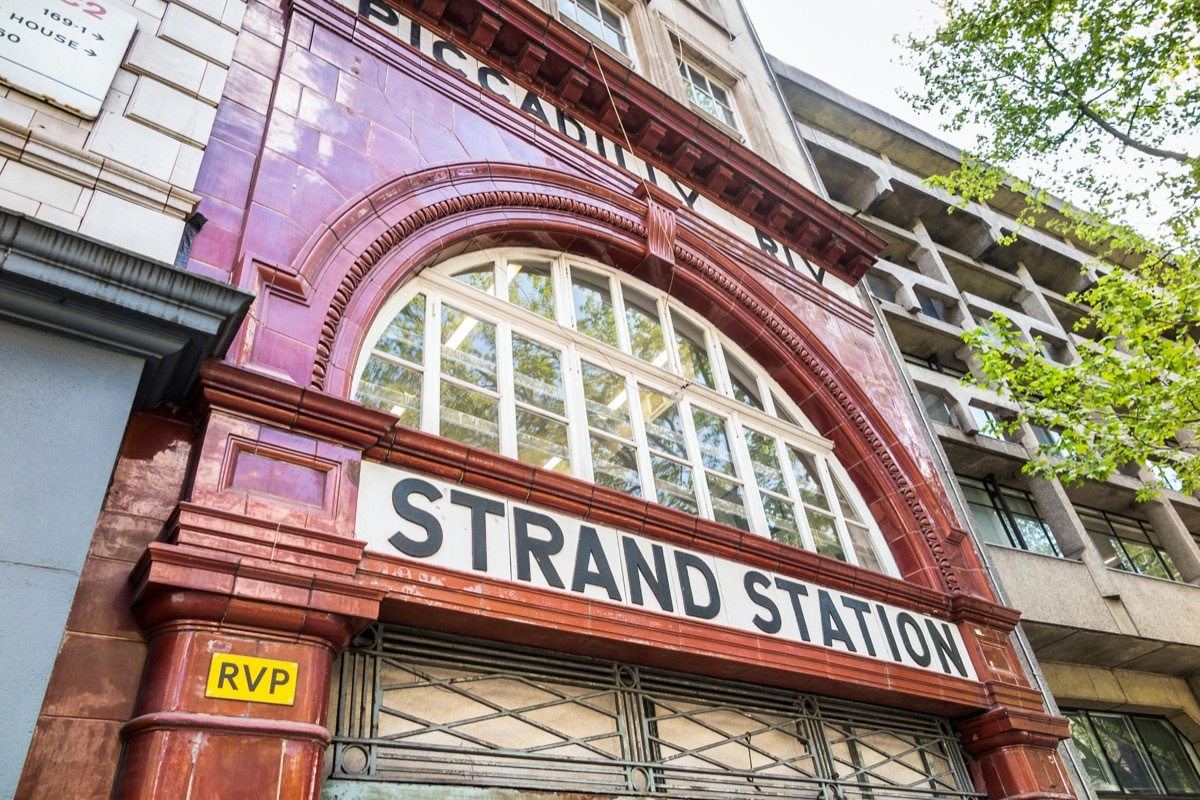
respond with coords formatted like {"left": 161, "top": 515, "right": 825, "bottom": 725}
{"left": 959, "top": 707, "right": 1075, "bottom": 800}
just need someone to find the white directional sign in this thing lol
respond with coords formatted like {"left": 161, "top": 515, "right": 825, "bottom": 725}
{"left": 0, "top": 0, "right": 136, "bottom": 118}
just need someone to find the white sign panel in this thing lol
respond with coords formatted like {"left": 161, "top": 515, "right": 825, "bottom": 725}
{"left": 358, "top": 462, "right": 978, "bottom": 681}
{"left": 0, "top": 0, "right": 136, "bottom": 118}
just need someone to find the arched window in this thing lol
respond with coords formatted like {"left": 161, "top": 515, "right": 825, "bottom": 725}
{"left": 354, "top": 250, "right": 896, "bottom": 574}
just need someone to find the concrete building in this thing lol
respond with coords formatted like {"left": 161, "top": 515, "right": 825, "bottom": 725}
{"left": 5, "top": 0, "right": 1081, "bottom": 798}
{"left": 773, "top": 60, "right": 1200, "bottom": 800}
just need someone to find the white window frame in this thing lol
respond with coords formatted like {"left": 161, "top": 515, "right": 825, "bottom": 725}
{"left": 675, "top": 51, "right": 740, "bottom": 132}
{"left": 556, "top": 0, "right": 634, "bottom": 62}
{"left": 353, "top": 249, "right": 897, "bottom": 575}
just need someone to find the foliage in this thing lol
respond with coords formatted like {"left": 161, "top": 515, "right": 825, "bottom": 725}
{"left": 904, "top": 0, "right": 1200, "bottom": 496}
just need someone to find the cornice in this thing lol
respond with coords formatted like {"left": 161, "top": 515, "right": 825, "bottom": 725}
{"left": 287, "top": 0, "right": 885, "bottom": 282}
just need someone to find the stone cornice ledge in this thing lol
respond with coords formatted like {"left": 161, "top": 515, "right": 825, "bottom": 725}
{"left": 0, "top": 211, "right": 253, "bottom": 407}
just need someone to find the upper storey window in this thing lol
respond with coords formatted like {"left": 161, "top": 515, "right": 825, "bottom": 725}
{"left": 354, "top": 250, "right": 895, "bottom": 574}
{"left": 557, "top": 0, "right": 630, "bottom": 56}
{"left": 677, "top": 54, "right": 738, "bottom": 130}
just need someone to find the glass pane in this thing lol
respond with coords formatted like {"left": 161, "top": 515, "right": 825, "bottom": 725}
{"left": 454, "top": 263, "right": 494, "bottom": 293}
{"left": 641, "top": 388, "right": 687, "bottom": 458}
{"left": 674, "top": 318, "right": 715, "bottom": 388}
{"left": 581, "top": 363, "right": 633, "bottom": 439}
{"left": 590, "top": 434, "right": 641, "bottom": 496}
{"left": 441, "top": 307, "right": 497, "bottom": 389}
{"left": 1124, "top": 541, "right": 1172, "bottom": 580}
{"left": 516, "top": 409, "right": 570, "bottom": 474}
{"left": 1090, "top": 713, "right": 1162, "bottom": 793}
{"left": 1067, "top": 714, "right": 1121, "bottom": 793}
{"left": 743, "top": 428, "right": 787, "bottom": 494}
{"left": 512, "top": 335, "right": 564, "bottom": 415}
{"left": 728, "top": 363, "right": 762, "bottom": 409}
{"left": 788, "top": 447, "right": 830, "bottom": 510}
{"left": 572, "top": 272, "right": 619, "bottom": 348}
{"left": 1012, "top": 514, "right": 1059, "bottom": 556}
{"left": 651, "top": 455, "right": 696, "bottom": 514}
{"left": 691, "top": 407, "right": 735, "bottom": 475}
{"left": 1090, "top": 533, "right": 1133, "bottom": 571}
{"left": 920, "top": 390, "right": 953, "bottom": 425}
{"left": 762, "top": 494, "right": 801, "bottom": 546}
{"left": 374, "top": 293, "right": 425, "bottom": 364}
{"left": 624, "top": 294, "right": 667, "bottom": 366}
{"left": 846, "top": 522, "right": 883, "bottom": 572}
{"left": 706, "top": 473, "right": 749, "bottom": 531}
{"left": 807, "top": 511, "right": 845, "bottom": 560}
{"left": 1132, "top": 717, "right": 1200, "bottom": 793}
{"left": 507, "top": 260, "right": 555, "bottom": 319}
{"left": 357, "top": 356, "right": 421, "bottom": 424}
{"left": 966, "top": 500, "right": 1013, "bottom": 548}
{"left": 441, "top": 382, "right": 499, "bottom": 451}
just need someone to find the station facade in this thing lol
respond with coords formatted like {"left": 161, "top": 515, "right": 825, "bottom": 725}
{"left": 11, "top": 0, "right": 1076, "bottom": 797}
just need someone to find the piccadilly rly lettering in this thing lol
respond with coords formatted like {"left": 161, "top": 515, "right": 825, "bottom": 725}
{"left": 367, "top": 470, "right": 975, "bottom": 680}
{"left": 352, "top": 0, "right": 825, "bottom": 286}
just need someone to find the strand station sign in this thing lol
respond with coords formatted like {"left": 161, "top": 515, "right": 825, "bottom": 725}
{"left": 358, "top": 463, "right": 977, "bottom": 680}
{"left": 339, "top": 0, "right": 858, "bottom": 303}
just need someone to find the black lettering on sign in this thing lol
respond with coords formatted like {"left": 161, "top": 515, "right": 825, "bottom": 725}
{"left": 556, "top": 108, "right": 587, "bottom": 147}
{"left": 675, "top": 551, "right": 720, "bottom": 620}
{"left": 744, "top": 571, "right": 781, "bottom": 634}
{"left": 478, "top": 66, "right": 510, "bottom": 101}
{"left": 876, "top": 604, "right": 902, "bottom": 661}
{"left": 216, "top": 661, "right": 239, "bottom": 690}
{"left": 818, "top": 589, "right": 856, "bottom": 652}
{"left": 840, "top": 597, "right": 877, "bottom": 657}
{"left": 390, "top": 478, "right": 443, "bottom": 558}
{"left": 571, "top": 527, "right": 622, "bottom": 600}
{"left": 270, "top": 668, "right": 291, "bottom": 693}
{"left": 357, "top": 0, "right": 398, "bottom": 26}
{"left": 514, "top": 507, "right": 565, "bottom": 588}
{"left": 245, "top": 664, "right": 268, "bottom": 692}
{"left": 925, "top": 620, "right": 969, "bottom": 677}
{"left": 433, "top": 39, "right": 467, "bottom": 79}
{"left": 520, "top": 91, "right": 550, "bottom": 126}
{"left": 773, "top": 577, "right": 811, "bottom": 642}
{"left": 670, "top": 177, "right": 699, "bottom": 209}
{"left": 622, "top": 536, "right": 673, "bottom": 612}
{"left": 897, "top": 612, "right": 931, "bottom": 667}
{"left": 450, "top": 489, "right": 504, "bottom": 572}
{"left": 756, "top": 228, "right": 826, "bottom": 285}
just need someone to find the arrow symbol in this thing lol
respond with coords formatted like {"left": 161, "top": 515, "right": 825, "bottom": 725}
{"left": 91, "top": 31, "right": 102, "bottom": 40}
{"left": 85, "top": 48, "right": 96, "bottom": 55}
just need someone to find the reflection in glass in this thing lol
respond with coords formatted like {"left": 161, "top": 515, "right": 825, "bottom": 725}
{"left": 707, "top": 473, "right": 749, "bottom": 531}
{"left": 744, "top": 428, "right": 787, "bottom": 493}
{"left": 572, "top": 272, "right": 619, "bottom": 347}
{"left": 807, "top": 511, "right": 845, "bottom": 560}
{"left": 582, "top": 363, "right": 633, "bottom": 440}
{"left": 590, "top": 434, "right": 641, "bottom": 496}
{"left": 441, "top": 382, "right": 499, "bottom": 450}
{"left": 1132, "top": 717, "right": 1200, "bottom": 793}
{"left": 691, "top": 407, "right": 735, "bottom": 474}
{"left": 761, "top": 494, "right": 800, "bottom": 545}
{"left": 674, "top": 316, "right": 715, "bottom": 388}
{"left": 357, "top": 357, "right": 422, "bottom": 422}
{"left": 789, "top": 447, "right": 830, "bottom": 510}
{"left": 508, "top": 260, "right": 555, "bottom": 319}
{"left": 516, "top": 408, "right": 570, "bottom": 474}
{"left": 625, "top": 293, "right": 667, "bottom": 366}
{"left": 651, "top": 455, "right": 696, "bottom": 514}
{"left": 641, "top": 388, "right": 687, "bottom": 458}
{"left": 1090, "top": 713, "right": 1161, "bottom": 793}
{"left": 454, "top": 263, "right": 494, "bottom": 293}
{"left": 374, "top": 293, "right": 425, "bottom": 363}
{"left": 441, "top": 307, "right": 497, "bottom": 389}
{"left": 512, "top": 335, "right": 564, "bottom": 415}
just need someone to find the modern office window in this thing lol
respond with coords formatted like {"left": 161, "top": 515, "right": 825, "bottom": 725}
{"left": 902, "top": 352, "right": 967, "bottom": 379}
{"left": 557, "top": 0, "right": 630, "bottom": 55}
{"left": 864, "top": 273, "right": 896, "bottom": 303}
{"left": 959, "top": 476, "right": 1060, "bottom": 556}
{"left": 355, "top": 249, "right": 895, "bottom": 573}
{"left": 1066, "top": 709, "right": 1200, "bottom": 796}
{"left": 917, "top": 293, "right": 946, "bottom": 322}
{"left": 918, "top": 388, "right": 953, "bottom": 426}
{"left": 1075, "top": 506, "right": 1182, "bottom": 581}
{"left": 676, "top": 54, "right": 738, "bottom": 130}
{"left": 967, "top": 405, "right": 1003, "bottom": 438}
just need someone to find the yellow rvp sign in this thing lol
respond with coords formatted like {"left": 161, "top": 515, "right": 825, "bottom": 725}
{"left": 205, "top": 653, "right": 299, "bottom": 706}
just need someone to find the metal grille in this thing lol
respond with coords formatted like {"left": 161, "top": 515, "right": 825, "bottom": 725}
{"left": 329, "top": 626, "right": 981, "bottom": 800}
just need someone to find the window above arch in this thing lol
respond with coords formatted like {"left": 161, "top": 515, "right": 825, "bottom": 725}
{"left": 354, "top": 249, "right": 896, "bottom": 574}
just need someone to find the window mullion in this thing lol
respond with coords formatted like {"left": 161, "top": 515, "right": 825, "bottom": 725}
{"left": 625, "top": 378, "right": 657, "bottom": 502}
{"left": 778, "top": 440, "right": 817, "bottom": 552}
{"left": 678, "top": 396, "right": 715, "bottom": 520}
{"left": 729, "top": 415, "right": 770, "bottom": 538}
{"left": 563, "top": 344, "right": 595, "bottom": 484}
{"left": 497, "top": 321, "right": 517, "bottom": 459}
{"left": 815, "top": 457, "right": 857, "bottom": 565}
{"left": 610, "top": 277, "right": 633, "bottom": 355}
{"left": 421, "top": 291, "right": 442, "bottom": 434}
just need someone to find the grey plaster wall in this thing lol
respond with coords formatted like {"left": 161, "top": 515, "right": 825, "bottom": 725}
{"left": 0, "top": 321, "right": 141, "bottom": 799}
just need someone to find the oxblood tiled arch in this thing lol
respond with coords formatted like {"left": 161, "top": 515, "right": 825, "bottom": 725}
{"left": 281, "top": 162, "right": 970, "bottom": 597}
